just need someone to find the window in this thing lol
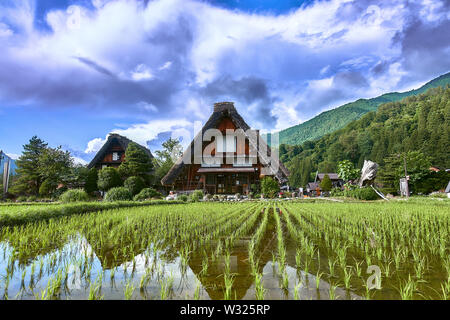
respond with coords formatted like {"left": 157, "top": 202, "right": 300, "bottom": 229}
{"left": 216, "top": 136, "right": 236, "bottom": 153}
{"left": 102, "top": 164, "right": 107, "bottom": 169}
{"left": 206, "top": 175, "right": 215, "bottom": 185}
{"left": 112, "top": 152, "right": 119, "bottom": 161}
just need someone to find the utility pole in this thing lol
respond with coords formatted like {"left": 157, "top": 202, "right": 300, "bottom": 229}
{"left": 403, "top": 154, "right": 409, "bottom": 198}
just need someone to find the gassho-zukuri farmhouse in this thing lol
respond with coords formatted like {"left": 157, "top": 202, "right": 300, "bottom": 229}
{"left": 161, "top": 102, "right": 289, "bottom": 194}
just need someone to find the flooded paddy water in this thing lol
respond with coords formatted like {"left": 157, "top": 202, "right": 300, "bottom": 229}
{"left": 0, "top": 200, "right": 448, "bottom": 300}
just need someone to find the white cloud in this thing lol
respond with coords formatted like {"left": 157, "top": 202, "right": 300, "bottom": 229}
{"left": 72, "top": 156, "right": 88, "bottom": 165}
{"left": 84, "top": 137, "right": 105, "bottom": 153}
{"left": 111, "top": 119, "right": 193, "bottom": 146}
{"left": 0, "top": 0, "right": 448, "bottom": 138}
{"left": 6, "top": 153, "right": 20, "bottom": 160}
{"left": 130, "top": 64, "right": 153, "bottom": 81}
{"left": 159, "top": 61, "right": 172, "bottom": 70}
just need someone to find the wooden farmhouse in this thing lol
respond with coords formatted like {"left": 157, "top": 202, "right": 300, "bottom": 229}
{"left": 87, "top": 133, "right": 154, "bottom": 170}
{"left": 314, "top": 172, "right": 344, "bottom": 189}
{"left": 161, "top": 102, "right": 289, "bottom": 194}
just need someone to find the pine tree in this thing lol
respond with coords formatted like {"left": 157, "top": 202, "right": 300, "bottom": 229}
{"left": 14, "top": 136, "right": 48, "bottom": 195}
{"left": 320, "top": 174, "right": 332, "bottom": 192}
{"left": 118, "top": 142, "right": 153, "bottom": 180}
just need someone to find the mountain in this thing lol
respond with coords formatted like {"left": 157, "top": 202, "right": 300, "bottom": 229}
{"left": 280, "top": 86, "right": 450, "bottom": 188}
{"left": 275, "top": 72, "right": 450, "bottom": 146}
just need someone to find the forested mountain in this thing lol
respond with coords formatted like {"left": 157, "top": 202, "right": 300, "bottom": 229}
{"left": 281, "top": 86, "right": 450, "bottom": 188}
{"left": 275, "top": 72, "right": 450, "bottom": 146}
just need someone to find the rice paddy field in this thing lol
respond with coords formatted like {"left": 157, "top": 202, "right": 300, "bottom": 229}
{"left": 0, "top": 199, "right": 448, "bottom": 300}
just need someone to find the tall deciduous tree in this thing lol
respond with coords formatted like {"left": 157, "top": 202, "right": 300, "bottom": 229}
{"left": 153, "top": 138, "right": 182, "bottom": 185}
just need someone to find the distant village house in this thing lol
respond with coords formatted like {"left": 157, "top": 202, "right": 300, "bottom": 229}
{"left": 87, "top": 133, "right": 154, "bottom": 170}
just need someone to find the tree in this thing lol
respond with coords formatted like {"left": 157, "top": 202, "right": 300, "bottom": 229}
{"left": 97, "top": 167, "right": 122, "bottom": 192}
{"left": 14, "top": 136, "right": 48, "bottom": 195}
{"left": 377, "top": 151, "right": 432, "bottom": 194}
{"left": 84, "top": 168, "right": 98, "bottom": 195}
{"left": 320, "top": 174, "right": 332, "bottom": 192}
{"left": 337, "top": 160, "right": 360, "bottom": 182}
{"left": 153, "top": 138, "right": 183, "bottom": 185}
{"left": 118, "top": 142, "right": 154, "bottom": 181}
{"left": 261, "top": 176, "right": 279, "bottom": 198}
{"left": 38, "top": 146, "right": 73, "bottom": 186}
{"left": 124, "top": 176, "right": 145, "bottom": 195}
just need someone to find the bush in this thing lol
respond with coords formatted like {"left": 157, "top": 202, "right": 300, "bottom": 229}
{"left": 105, "top": 187, "right": 132, "bottom": 202}
{"left": 343, "top": 187, "right": 379, "bottom": 200}
{"left": 178, "top": 194, "right": 188, "bottom": 202}
{"left": 16, "top": 196, "right": 27, "bottom": 202}
{"left": 53, "top": 186, "right": 68, "bottom": 200}
{"left": 133, "top": 188, "right": 163, "bottom": 201}
{"left": 60, "top": 189, "right": 90, "bottom": 203}
{"left": 27, "top": 195, "right": 37, "bottom": 202}
{"left": 97, "top": 167, "right": 122, "bottom": 192}
{"left": 190, "top": 190, "right": 204, "bottom": 202}
{"left": 261, "top": 177, "right": 279, "bottom": 198}
{"left": 39, "top": 179, "right": 58, "bottom": 197}
{"left": 124, "top": 176, "right": 145, "bottom": 196}
{"left": 330, "top": 187, "right": 344, "bottom": 197}
{"left": 84, "top": 168, "right": 98, "bottom": 195}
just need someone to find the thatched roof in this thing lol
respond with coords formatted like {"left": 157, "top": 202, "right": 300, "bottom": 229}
{"left": 87, "top": 133, "right": 154, "bottom": 169}
{"left": 315, "top": 173, "right": 341, "bottom": 181}
{"left": 161, "top": 102, "right": 289, "bottom": 185}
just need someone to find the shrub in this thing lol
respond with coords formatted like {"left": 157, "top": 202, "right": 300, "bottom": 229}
{"left": 27, "top": 195, "right": 37, "bottom": 202}
{"left": 84, "top": 168, "right": 98, "bottom": 195}
{"left": 60, "top": 189, "right": 90, "bottom": 203}
{"left": 190, "top": 190, "right": 204, "bottom": 202}
{"left": 124, "top": 176, "right": 145, "bottom": 196}
{"left": 105, "top": 187, "right": 132, "bottom": 202}
{"left": 330, "top": 187, "right": 344, "bottom": 197}
{"left": 53, "top": 186, "right": 68, "bottom": 200}
{"left": 16, "top": 196, "right": 27, "bottom": 202}
{"left": 133, "top": 188, "right": 163, "bottom": 201}
{"left": 178, "top": 194, "right": 188, "bottom": 202}
{"left": 261, "top": 177, "right": 279, "bottom": 198}
{"left": 97, "top": 167, "right": 122, "bottom": 192}
{"left": 39, "top": 179, "right": 58, "bottom": 197}
{"left": 343, "top": 187, "right": 379, "bottom": 200}
{"left": 248, "top": 192, "right": 254, "bottom": 199}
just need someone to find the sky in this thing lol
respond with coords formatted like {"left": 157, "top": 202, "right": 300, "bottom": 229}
{"left": 0, "top": 0, "right": 449, "bottom": 165}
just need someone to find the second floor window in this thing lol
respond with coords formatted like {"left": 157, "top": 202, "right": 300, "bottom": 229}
{"left": 216, "top": 136, "right": 236, "bottom": 153}
{"left": 112, "top": 152, "right": 119, "bottom": 161}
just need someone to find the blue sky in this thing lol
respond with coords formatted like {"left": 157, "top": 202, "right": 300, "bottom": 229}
{"left": 0, "top": 0, "right": 449, "bottom": 164}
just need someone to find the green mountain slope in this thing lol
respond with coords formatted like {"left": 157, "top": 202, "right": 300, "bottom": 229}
{"left": 280, "top": 86, "right": 450, "bottom": 187}
{"left": 276, "top": 72, "right": 450, "bottom": 146}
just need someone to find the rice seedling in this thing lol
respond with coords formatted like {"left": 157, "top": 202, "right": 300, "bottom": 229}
{"left": 254, "top": 273, "right": 265, "bottom": 300}
{"left": 0, "top": 199, "right": 447, "bottom": 300}
{"left": 124, "top": 281, "right": 135, "bottom": 300}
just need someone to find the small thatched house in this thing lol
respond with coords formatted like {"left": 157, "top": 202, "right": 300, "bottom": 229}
{"left": 87, "top": 133, "right": 154, "bottom": 170}
{"left": 161, "top": 102, "right": 289, "bottom": 194}
{"left": 314, "top": 172, "right": 344, "bottom": 189}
